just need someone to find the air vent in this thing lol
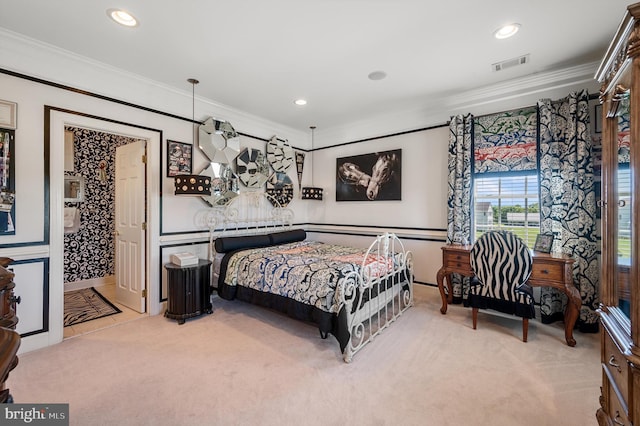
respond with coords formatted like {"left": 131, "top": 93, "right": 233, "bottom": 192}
{"left": 492, "top": 54, "right": 530, "bottom": 72}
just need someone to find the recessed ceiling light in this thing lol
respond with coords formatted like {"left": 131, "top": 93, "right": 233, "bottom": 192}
{"left": 368, "top": 71, "right": 387, "bottom": 81}
{"left": 294, "top": 99, "right": 307, "bottom": 106}
{"left": 494, "top": 23, "right": 520, "bottom": 39}
{"left": 107, "top": 9, "right": 139, "bottom": 27}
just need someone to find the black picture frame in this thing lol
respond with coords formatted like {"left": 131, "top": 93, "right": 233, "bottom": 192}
{"left": 533, "top": 233, "right": 554, "bottom": 253}
{"left": 594, "top": 104, "right": 602, "bottom": 134}
{"left": 336, "top": 149, "right": 401, "bottom": 201}
{"left": 167, "top": 140, "right": 193, "bottom": 177}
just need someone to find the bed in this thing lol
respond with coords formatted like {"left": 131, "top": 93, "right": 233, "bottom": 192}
{"left": 207, "top": 192, "right": 414, "bottom": 362}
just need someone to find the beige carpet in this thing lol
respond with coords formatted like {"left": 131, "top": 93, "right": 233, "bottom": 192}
{"left": 9, "top": 285, "right": 600, "bottom": 426}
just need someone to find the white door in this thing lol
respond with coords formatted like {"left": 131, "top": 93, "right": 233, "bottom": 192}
{"left": 115, "top": 140, "right": 147, "bottom": 313}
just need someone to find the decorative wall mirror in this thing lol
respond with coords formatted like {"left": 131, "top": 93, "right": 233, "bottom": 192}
{"left": 266, "top": 136, "right": 294, "bottom": 172}
{"left": 64, "top": 175, "right": 85, "bottom": 202}
{"left": 198, "top": 117, "right": 240, "bottom": 165}
{"left": 266, "top": 172, "right": 294, "bottom": 207}
{"left": 198, "top": 162, "right": 239, "bottom": 206}
{"left": 236, "top": 147, "right": 270, "bottom": 188}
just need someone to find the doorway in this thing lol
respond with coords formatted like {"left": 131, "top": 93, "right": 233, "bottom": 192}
{"left": 61, "top": 124, "right": 149, "bottom": 339}
{"left": 45, "top": 108, "right": 162, "bottom": 351}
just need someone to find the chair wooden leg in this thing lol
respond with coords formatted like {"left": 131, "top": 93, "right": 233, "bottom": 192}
{"left": 472, "top": 308, "right": 478, "bottom": 330}
{"left": 522, "top": 318, "right": 529, "bottom": 342}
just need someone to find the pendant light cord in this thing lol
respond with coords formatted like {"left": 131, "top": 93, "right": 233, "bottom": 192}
{"left": 187, "top": 78, "right": 199, "bottom": 144}
{"left": 310, "top": 126, "right": 316, "bottom": 185}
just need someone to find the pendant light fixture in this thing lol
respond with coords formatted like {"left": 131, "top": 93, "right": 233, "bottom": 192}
{"left": 301, "top": 126, "right": 323, "bottom": 200}
{"left": 174, "top": 78, "right": 211, "bottom": 196}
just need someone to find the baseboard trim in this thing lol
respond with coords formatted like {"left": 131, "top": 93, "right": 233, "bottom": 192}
{"left": 64, "top": 276, "right": 115, "bottom": 292}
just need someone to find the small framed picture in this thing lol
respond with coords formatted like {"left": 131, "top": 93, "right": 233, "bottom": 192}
{"left": 533, "top": 233, "right": 554, "bottom": 253}
{"left": 167, "top": 140, "right": 193, "bottom": 177}
{"left": 594, "top": 104, "right": 602, "bottom": 134}
{"left": 0, "top": 100, "right": 17, "bottom": 129}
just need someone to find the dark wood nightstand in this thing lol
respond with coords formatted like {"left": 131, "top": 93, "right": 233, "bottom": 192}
{"left": 164, "top": 259, "right": 213, "bottom": 324}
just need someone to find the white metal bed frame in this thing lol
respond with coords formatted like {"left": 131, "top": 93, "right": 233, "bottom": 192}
{"left": 206, "top": 191, "right": 293, "bottom": 238}
{"left": 209, "top": 191, "right": 414, "bottom": 362}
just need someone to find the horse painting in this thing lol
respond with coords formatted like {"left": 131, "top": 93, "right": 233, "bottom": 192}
{"left": 336, "top": 149, "right": 401, "bottom": 201}
{"left": 338, "top": 162, "right": 371, "bottom": 188}
{"left": 367, "top": 152, "right": 398, "bottom": 200}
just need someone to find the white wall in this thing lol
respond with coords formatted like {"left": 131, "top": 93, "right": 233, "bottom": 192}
{"left": 312, "top": 128, "right": 448, "bottom": 228}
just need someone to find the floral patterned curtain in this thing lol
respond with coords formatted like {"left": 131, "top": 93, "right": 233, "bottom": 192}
{"left": 537, "top": 90, "right": 599, "bottom": 332}
{"left": 474, "top": 106, "right": 538, "bottom": 174}
{"left": 446, "top": 114, "right": 473, "bottom": 301}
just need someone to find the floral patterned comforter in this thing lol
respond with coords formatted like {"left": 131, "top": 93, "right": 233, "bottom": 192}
{"left": 221, "top": 240, "right": 393, "bottom": 314}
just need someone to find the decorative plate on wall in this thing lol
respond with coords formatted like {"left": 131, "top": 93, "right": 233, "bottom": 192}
{"left": 266, "top": 172, "right": 294, "bottom": 207}
{"left": 236, "top": 147, "right": 270, "bottom": 188}
{"left": 266, "top": 136, "right": 294, "bottom": 172}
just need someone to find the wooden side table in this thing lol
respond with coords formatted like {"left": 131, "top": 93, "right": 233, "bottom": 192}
{"left": 164, "top": 260, "right": 213, "bottom": 325}
{"left": 436, "top": 244, "right": 580, "bottom": 346}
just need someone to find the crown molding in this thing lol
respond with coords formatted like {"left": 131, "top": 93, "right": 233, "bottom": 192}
{"left": 315, "top": 62, "right": 600, "bottom": 146}
{"left": 444, "top": 61, "right": 600, "bottom": 109}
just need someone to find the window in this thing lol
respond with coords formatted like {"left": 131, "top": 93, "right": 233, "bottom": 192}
{"left": 617, "top": 166, "right": 631, "bottom": 260}
{"left": 473, "top": 172, "right": 540, "bottom": 247}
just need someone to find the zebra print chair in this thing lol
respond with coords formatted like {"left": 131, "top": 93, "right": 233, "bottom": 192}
{"left": 469, "top": 230, "right": 535, "bottom": 342}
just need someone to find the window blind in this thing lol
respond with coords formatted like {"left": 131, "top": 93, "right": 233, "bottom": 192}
{"left": 474, "top": 173, "right": 540, "bottom": 247}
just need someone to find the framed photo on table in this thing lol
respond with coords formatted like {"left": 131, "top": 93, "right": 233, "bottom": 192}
{"left": 533, "top": 233, "right": 553, "bottom": 253}
{"left": 167, "top": 140, "right": 193, "bottom": 177}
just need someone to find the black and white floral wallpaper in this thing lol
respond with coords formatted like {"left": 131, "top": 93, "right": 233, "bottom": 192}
{"left": 64, "top": 126, "right": 145, "bottom": 283}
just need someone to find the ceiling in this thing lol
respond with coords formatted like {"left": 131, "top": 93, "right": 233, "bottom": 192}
{"left": 0, "top": 1, "right": 633, "bottom": 133}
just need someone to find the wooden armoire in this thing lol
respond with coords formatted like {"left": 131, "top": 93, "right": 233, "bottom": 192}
{"left": 0, "top": 258, "right": 19, "bottom": 403}
{"left": 595, "top": 3, "right": 640, "bottom": 425}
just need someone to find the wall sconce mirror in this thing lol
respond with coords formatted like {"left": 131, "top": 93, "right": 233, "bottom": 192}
{"left": 64, "top": 175, "right": 85, "bottom": 202}
{"left": 198, "top": 162, "right": 239, "bottom": 206}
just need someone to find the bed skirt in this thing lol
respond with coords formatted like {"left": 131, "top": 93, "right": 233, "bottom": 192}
{"left": 217, "top": 283, "right": 351, "bottom": 352}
